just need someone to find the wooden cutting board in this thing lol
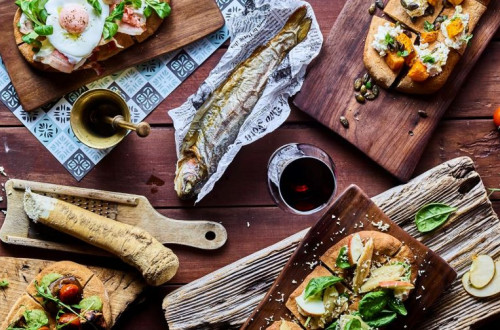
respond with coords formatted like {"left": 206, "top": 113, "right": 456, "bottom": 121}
{"left": 293, "top": 0, "right": 500, "bottom": 182}
{"left": 0, "top": 0, "right": 225, "bottom": 111}
{"left": 242, "top": 185, "right": 457, "bottom": 329}
{"left": 163, "top": 157, "right": 500, "bottom": 329}
{"left": 0, "top": 257, "right": 146, "bottom": 324}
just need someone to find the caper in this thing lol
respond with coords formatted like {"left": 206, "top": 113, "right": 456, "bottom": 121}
{"left": 363, "top": 73, "right": 370, "bottom": 84}
{"left": 400, "top": 0, "right": 408, "bottom": 9}
{"left": 397, "top": 41, "right": 405, "bottom": 52}
{"left": 369, "top": 3, "right": 376, "bottom": 15}
{"left": 410, "top": 16, "right": 417, "bottom": 23}
{"left": 355, "top": 93, "right": 366, "bottom": 103}
{"left": 388, "top": 42, "right": 396, "bottom": 52}
{"left": 407, "top": 2, "right": 419, "bottom": 11}
{"left": 375, "top": 0, "right": 384, "bottom": 9}
{"left": 404, "top": 30, "right": 412, "bottom": 38}
{"left": 365, "top": 92, "right": 376, "bottom": 100}
{"left": 425, "top": 5, "right": 434, "bottom": 16}
{"left": 354, "top": 78, "right": 363, "bottom": 91}
{"left": 360, "top": 85, "right": 368, "bottom": 95}
{"left": 340, "top": 116, "right": 350, "bottom": 128}
{"left": 372, "top": 85, "right": 380, "bottom": 96}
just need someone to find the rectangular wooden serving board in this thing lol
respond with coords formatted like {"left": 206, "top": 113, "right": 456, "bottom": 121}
{"left": 0, "top": 0, "right": 225, "bottom": 111}
{"left": 293, "top": 0, "right": 500, "bottom": 182}
{"left": 242, "top": 185, "right": 457, "bottom": 329}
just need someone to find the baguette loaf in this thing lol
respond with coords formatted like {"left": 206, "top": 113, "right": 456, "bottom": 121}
{"left": 24, "top": 189, "right": 179, "bottom": 286}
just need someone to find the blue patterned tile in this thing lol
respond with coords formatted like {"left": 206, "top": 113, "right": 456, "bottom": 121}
{"left": 0, "top": 61, "right": 10, "bottom": 90}
{"left": 116, "top": 67, "right": 146, "bottom": 95}
{"left": 40, "top": 99, "right": 60, "bottom": 112}
{"left": 47, "top": 132, "right": 79, "bottom": 163}
{"left": 149, "top": 67, "right": 181, "bottom": 97}
{"left": 33, "top": 115, "right": 60, "bottom": 145}
{"left": 137, "top": 58, "right": 164, "bottom": 79}
{"left": 133, "top": 83, "right": 162, "bottom": 114}
{"left": 222, "top": 2, "right": 245, "bottom": 22}
{"left": 66, "top": 126, "right": 83, "bottom": 146}
{"left": 47, "top": 99, "right": 72, "bottom": 129}
{"left": 13, "top": 107, "right": 44, "bottom": 129}
{"left": 216, "top": 0, "right": 234, "bottom": 11}
{"left": 107, "top": 82, "right": 130, "bottom": 101}
{"left": 166, "top": 50, "right": 198, "bottom": 81}
{"left": 65, "top": 86, "right": 89, "bottom": 105}
{"left": 208, "top": 26, "right": 229, "bottom": 47}
{"left": 0, "top": 83, "right": 20, "bottom": 112}
{"left": 185, "top": 38, "right": 218, "bottom": 63}
{"left": 87, "top": 75, "right": 114, "bottom": 90}
{"left": 80, "top": 145, "right": 112, "bottom": 164}
{"left": 126, "top": 99, "right": 146, "bottom": 123}
{"left": 64, "top": 151, "right": 93, "bottom": 180}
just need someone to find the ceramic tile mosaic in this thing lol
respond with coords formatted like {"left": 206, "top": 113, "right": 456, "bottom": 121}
{"left": 0, "top": 0, "right": 246, "bottom": 180}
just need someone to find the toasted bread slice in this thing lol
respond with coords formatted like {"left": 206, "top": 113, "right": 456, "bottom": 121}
{"left": 1, "top": 294, "right": 56, "bottom": 330}
{"left": 364, "top": 16, "right": 401, "bottom": 89}
{"left": 396, "top": 48, "right": 461, "bottom": 94}
{"left": 384, "top": 0, "right": 444, "bottom": 34}
{"left": 266, "top": 320, "right": 303, "bottom": 330}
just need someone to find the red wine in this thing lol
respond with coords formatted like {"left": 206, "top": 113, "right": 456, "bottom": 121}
{"left": 279, "top": 157, "right": 336, "bottom": 212}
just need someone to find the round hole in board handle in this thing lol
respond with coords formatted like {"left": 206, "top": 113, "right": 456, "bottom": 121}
{"left": 205, "top": 231, "right": 216, "bottom": 241}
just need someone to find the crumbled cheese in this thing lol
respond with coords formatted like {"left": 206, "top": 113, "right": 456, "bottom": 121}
{"left": 371, "top": 23, "right": 403, "bottom": 56}
{"left": 416, "top": 295, "right": 422, "bottom": 300}
{"left": 275, "top": 293, "right": 285, "bottom": 303}
{"left": 0, "top": 166, "right": 7, "bottom": 177}
{"left": 246, "top": 221, "right": 250, "bottom": 228}
{"left": 292, "top": 279, "right": 297, "bottom": 284}
{"left": 305, "top": 261, "right": 318, "bottom": 269}
{"left": 401, "top": 0, "right": 428, "bottom": 18}
{"left": 441, "top": 6, "right": 470, "bottom": 50}
{"left": 371, "top": 220, "right": 390, "bottom": 232}
{"left": 415, "top": 42, "right": 450, "bottom": 76}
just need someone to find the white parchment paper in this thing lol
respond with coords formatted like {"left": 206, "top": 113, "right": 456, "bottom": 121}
{"left": 168, "top": 0, "right": 323, "bottom": 202}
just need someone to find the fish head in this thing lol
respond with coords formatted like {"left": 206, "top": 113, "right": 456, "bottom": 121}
{"left": 174, "top": 156, "right": 207, "bottom": 200}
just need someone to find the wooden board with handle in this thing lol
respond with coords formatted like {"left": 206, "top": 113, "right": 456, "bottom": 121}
{"left": 242, "top": 185, "right": 457, "bottom": 329}
{"left": 0, "top": 257, "right": 146, "bottom": 325}
{"left": 293, "top": 0, "right": 500, "bottom": 182}
{"left": 163, "top": 156, "right": 500, "bottom": 329}
{"left": 0, "top": 179, "right": 227, "bottom": 254}
{"left": 0, "top": 0, "right": 225, "bottom": 111}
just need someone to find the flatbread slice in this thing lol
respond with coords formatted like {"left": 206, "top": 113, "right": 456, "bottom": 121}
{"left": 83, "top": 275, "right": 113, "bottom": 327}
{"left": 396, "top": 48, "right": 461, "bottom": 94}
{"left": 387, "top": 244, "right": 419, "bottom": 284}
{"left": 1, "top": 294, "right": 56, "bottom": 330}
{"left": 266, "top": 320, "right": 303, "bottom": 330}
{"left": 363, "top": 16, "right": 403, "bottom": 89}
{"left": 384, "top": 0, "right": 444, "bottom": 34}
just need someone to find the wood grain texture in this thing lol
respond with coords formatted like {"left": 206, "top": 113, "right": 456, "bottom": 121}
{"left": 242, "top": 185, "right": 456, "bottom": 329}
{"left": 293, "top": 0, "right": 500, "bottom": 181}
{"left": 163, "top": 156, "right": 500, "bottom": 329}
{"left": 0, "top": 0, "right": 225, "bottom": 111}
{"left": 0, "top": 257, "right": 146, "bottom": 324}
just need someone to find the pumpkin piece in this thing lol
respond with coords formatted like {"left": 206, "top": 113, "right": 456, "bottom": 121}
{"left": 396, "top": 33, "right": 416, "bottom": 65}
{"left": 446, "top": 19, "right": 464, "bottom": 39}
{"left": 385, "top": 51, "right": 405, "bottom": 71}
{"left": 408, "top": 61, "right": 429, "bottom": 82}
{"left": 420, "top": 31, "right": 438, "bottom": 44}
{"left": 427, "top": 0, "right": 439, "bottom": 6}
{"left": 448, "top": 0, "right": 464, "bottom": 5}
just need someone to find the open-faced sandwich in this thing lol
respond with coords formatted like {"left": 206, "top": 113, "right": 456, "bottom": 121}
{"left": 1, "top": 261, "right": 112, "bottom": 330}
{"left": 285, "top": 231, "right": 418, "bottom": 329}
{"left": 14, "top": 0, "right": 171, "bottom": 74}
{"left": 364, "top": 0, "right": 487, "bottom": 94}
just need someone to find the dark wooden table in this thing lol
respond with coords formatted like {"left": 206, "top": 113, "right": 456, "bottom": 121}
{"left": 0, "top": 1, "right": 499, "bottom": 328}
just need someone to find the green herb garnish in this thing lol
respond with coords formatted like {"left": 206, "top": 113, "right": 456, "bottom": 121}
{"left": 397, "top": 50, "right": 409, "bottom": 57}
{"left": 325, "top": 320, "right": 339, "bottom": 330}
{"left": 415, "top": 203, "right": 457, "bottom": 233}
{"left": 424, "top": 20, "right": 435, "bottom": 32}
{"left": 144, "top": 0, "right": 171, "bottom": 19}
{"left": 304, "top": 276, "right": 343, "bottom": 300}
{"left": 462, "top": 34, "right": 473, "bottom": 45}
{"left": 422, "top": 55, "right": 436, "bottom": 64}
{"left": 336, "top": 245, "right": 351, "bottom": 269}
{"left": 384, "top": 33, "right": 395, "bottom": 46}
{"left": 103, "top": 1, "right": 126, "bottom": 39}
{"left": 87, "top": 0, "right": 102, "bottom": 15}
{"left": 15, "top": 0, "right": 52, "bottom": 46}
{"left": 0, "top": 279, "right": 9, "bottom": 287}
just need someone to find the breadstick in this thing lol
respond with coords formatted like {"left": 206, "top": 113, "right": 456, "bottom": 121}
{"left": 23, "top": 189, "right": 179, "bottom": 286}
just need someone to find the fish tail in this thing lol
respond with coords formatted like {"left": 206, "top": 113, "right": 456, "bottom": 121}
{"left": 284, "top": 6, "right": 312, "bottom": 44}
{"left": 297, "top": 18, "right": 312, "bottom": 43}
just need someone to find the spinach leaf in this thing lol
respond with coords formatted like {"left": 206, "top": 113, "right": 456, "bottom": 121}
{"left": 145, "top": 0, "right": 171, "bottom": 19}
{"left": 358, "top": 291, "right": 388, "bottom": 319}
{"left": 388, "top": 296, "right": 407, "bottom": 316}
{"left": 415, "top": 203, "right": 457, "bottom": 233}
{"left": 0, "top": 279, "right": 8, "bottom": 287}
{"left": 325, "top": 320, "right": 339, "bottom": 330}
{"left": 344, "top": 318, "right": 362, "bottom": 330}
{"left": 365, "top": 310, "right": 397, "bottom": 327}
{"left": 304, "top": 276, "right": 343, "bottom": 300}
{"left": 87, "top": 0, "right": 102, "bottom": 15}
{"left": 336, "top": 245, "right": 351, "bottom": 269}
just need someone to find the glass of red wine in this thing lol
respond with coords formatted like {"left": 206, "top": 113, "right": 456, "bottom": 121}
{"left": 267, "top": 143, "right": 337, "bottom": 215}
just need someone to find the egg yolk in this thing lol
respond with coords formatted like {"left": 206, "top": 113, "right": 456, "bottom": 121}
{"left": 59, "top": 4, "right": 89, "bottom": 35}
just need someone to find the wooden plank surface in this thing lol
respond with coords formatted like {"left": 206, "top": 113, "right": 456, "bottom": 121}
{"left": 243, "top": 185, "right": 456, "bottom": 329}
{"left": 164, "top": 157, "right": 500, "bottom": 329}
{"left": 293, "top": 0, "right": 500, "bottom": 181}
{"left": 0, "top": 0, "right": 225, "bottom": 111}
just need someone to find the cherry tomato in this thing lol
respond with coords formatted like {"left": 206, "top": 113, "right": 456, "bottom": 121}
{"left": 59, "top": 283, "right": 81, "bottom": 304}
{"left": 493, "top": 106, "right": 500, "bottom": 127}
{"left": 58, "top": 313, "right": 81, "bottom": 328}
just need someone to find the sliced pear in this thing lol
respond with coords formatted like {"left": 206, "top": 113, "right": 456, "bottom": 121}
{"left": 379, "top": 280, "right": 415, "bottom": 290}
{"left": 352, "top": 238, "right": 374, "bottom": 292}
{"left": 469, "top": 255, "right": 495, "bottom": 289}
{"left": 359, "top": 264, "right": 406, "bottom": 293}
{"left": 295, "top": 291, "right": 325, "bottom": 317}
{"left": 348, "top": 234, "right": 364, "bottom": 265}
{"left": 462, "top": 261, "right": 500, "bottom": 298}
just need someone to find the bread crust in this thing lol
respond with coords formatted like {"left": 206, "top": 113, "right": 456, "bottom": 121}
{"left": 1, "top": 294, "right": 55, "bottom": 330}
{"left": 83, "top": 275, "right": 113, "bottom": 327}
{"left": 384, "top": 0, "right": 444, "bottom": 34}
{"left": 266, "top": 320, "right": 303, "bottom": 330}
{"left": 13, "top": 0, "right": 170, "bottom": 73}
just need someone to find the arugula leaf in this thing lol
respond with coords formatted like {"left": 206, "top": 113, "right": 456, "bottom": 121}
{"left": 424, "top": 20, "right": 434, "bottom": 32}
{"left": 397, "top": 50, "right": 409, "bottom": 57}
{"left": 358, "top": 291, "right": 389, "bottom": 319}
{"left": 415, "top": 203, "right": 456, "bottom": 232}
{"left": 145, "top": 0, "right": 171, "bottom": 19}
{"left": 0, "top": 279, "right": 8, "bottom": 287}
{"left": 87, "top": 0, "right": 102, "bottom": 15}
{"left": 365, "top": 310, "right": 397, "bottom": 327}
{"left": 344, "top": 318, "right": 362, "bottom": 330}
{"left": 304, "top": 276, "right": 343, "bottom": 300}
{"left": 388, "top": 296, "right": 407, "bottom": 316}
{"left": 422, "top": 55, "right": 436, "bottom": 64}
{"left": 336, "top": 245, "right": 351, "bottom": 269}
